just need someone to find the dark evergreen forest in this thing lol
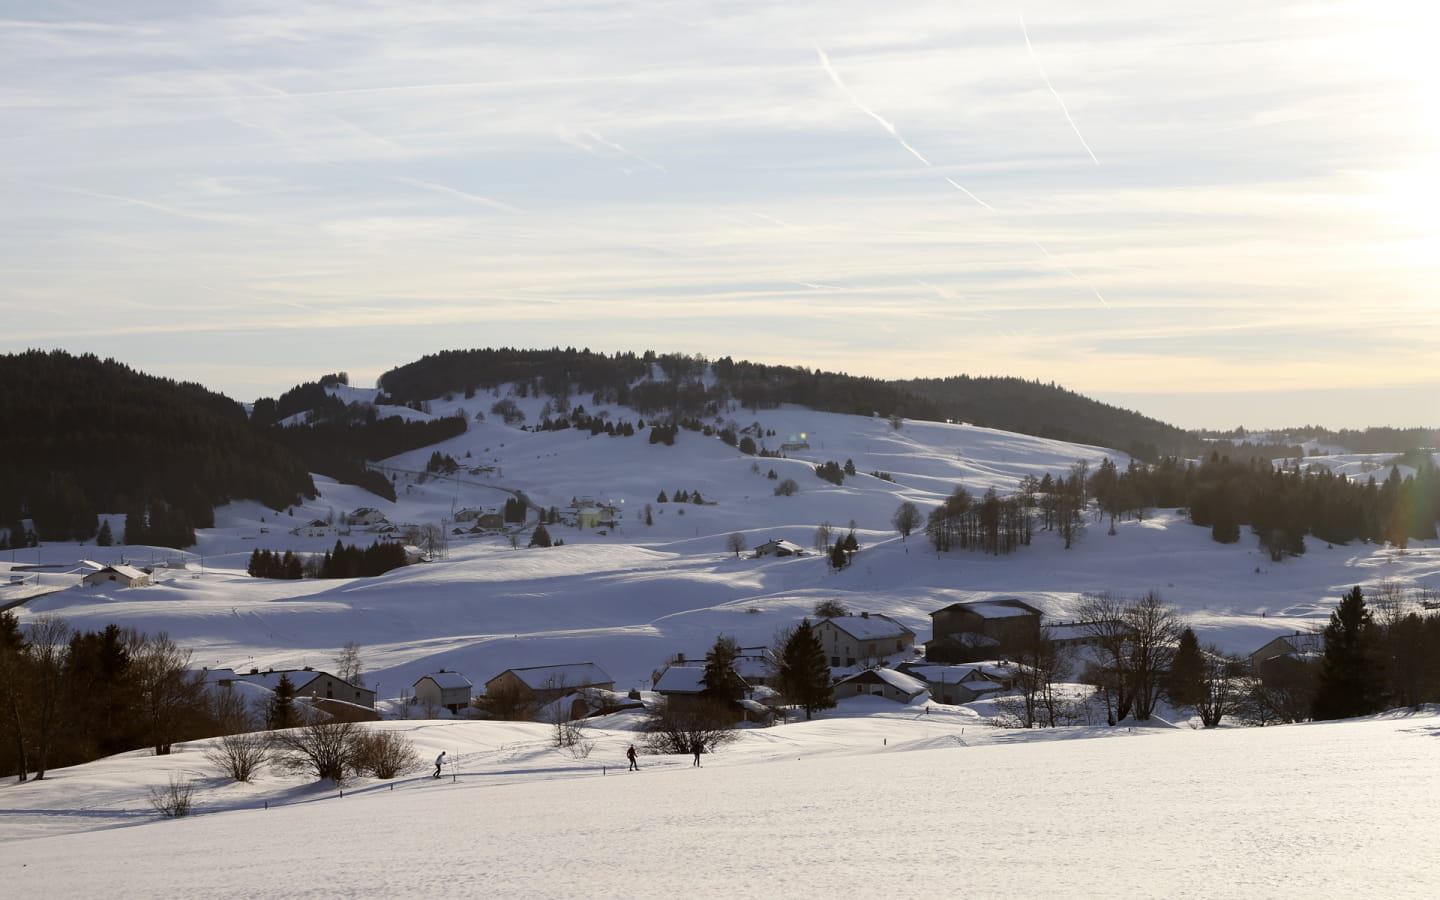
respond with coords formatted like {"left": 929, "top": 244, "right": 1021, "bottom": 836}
{"left": 0, "top": 351, "right": 315, "bottom": 547}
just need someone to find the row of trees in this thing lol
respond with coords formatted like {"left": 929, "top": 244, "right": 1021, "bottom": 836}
{"left": 246, "top": 541, "right": 410, "bottom": 579}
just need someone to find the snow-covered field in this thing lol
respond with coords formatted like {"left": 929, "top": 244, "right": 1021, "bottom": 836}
{"left": 3, "top": 394, "right": 1438, "bottom": 896}
{"left": 4, "top": 705, "right": 1439, "bottom": 897}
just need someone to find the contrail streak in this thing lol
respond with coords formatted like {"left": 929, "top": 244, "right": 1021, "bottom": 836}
{"left": 815, "top": 41, "right": 1106, "bottom": 308}
{"left": 1019, "top": 11, "right": 1100, "bottom": 165}
{"left": 814, "top": 43, "right": 938, "bottom": 171}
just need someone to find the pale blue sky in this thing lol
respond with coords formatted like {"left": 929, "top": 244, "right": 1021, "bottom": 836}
{"left": 3, "top": 0, "right": 1435, "bottom": 429}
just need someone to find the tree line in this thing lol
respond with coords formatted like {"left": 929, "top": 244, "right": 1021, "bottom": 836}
{"left": 247, "top": 541, "right": 410, "bottom": 579}
{"left": 0, "top": 350, "right": 315, "bottom": 547}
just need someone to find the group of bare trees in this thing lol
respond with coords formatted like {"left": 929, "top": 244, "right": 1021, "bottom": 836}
{"left": 1, "top": 613, "right": 210, "bottom": 781}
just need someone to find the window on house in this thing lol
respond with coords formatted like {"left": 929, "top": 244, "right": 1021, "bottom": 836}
{"left": 830, "top": 656, "right": 839, "bottom": 667}
{"left": 845, "top": 657, "right": 855, "bottom": 667}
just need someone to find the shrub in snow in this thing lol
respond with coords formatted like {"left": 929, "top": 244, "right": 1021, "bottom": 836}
{"left": 148, "top": 775, "right": 195, "bottom": 818}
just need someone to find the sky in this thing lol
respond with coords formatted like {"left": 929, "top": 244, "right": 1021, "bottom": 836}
{"left": 2, "top": 0, "right": 1436, "bottom": 430}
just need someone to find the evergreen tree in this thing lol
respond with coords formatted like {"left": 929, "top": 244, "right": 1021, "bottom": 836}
{"left": 779, "top": 620, "right": 834, "bottom": 719}
{"left": 95, "top": 520, "right": 113, "bottom": 547}
{"left": 700, "top": 635, "right": 746, "bottom": 705}
{"left": 529, "top": 524, "right": 553, "bottom": 548}
{"left": 1165, "top": 627, "right": 1206, "bottom": 708}
{"left": 829, "top": 544, "right": 847, "bottom": 570}
{"left": 1312, "top": 586, "right": 1387, "bottom": 720}
{"left": 267, "top": 673, "right": 299, "bottom": 730}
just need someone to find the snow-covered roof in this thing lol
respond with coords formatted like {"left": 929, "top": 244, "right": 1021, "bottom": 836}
{"left": 90, "top": 564, "right": 147, "bottom": 580}
{"left": 505, "top": 663, "right": 613, "bottom": 690}
{"left": 654, "top": 666, "right": 707, "bottom": 694}
{"left": 822, "top": 613, "right": 915, "bottom": 641}
{"left": 416, "top": 671, "right": 472, "bottom": 690}
{"left": 954, "top": 602, "right": 1035, "bottom": 619}
{"left": 837, "top": 667, "right": 927, "bottom": 695}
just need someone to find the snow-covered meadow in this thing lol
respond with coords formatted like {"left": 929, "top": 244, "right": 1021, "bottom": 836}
{"left": 4, "top": 705, "right": 1439, "bottom": 897}
{"left": 3, "top": 392, "right": 1438, "bottom": 895}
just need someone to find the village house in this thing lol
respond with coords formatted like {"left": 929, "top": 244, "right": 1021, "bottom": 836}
{"left": 346, "top": 507, "right": 388, "bottom": 526}
{"left": 832, "top": 667, "right": 928, "bottom": 703}
{"left": 753, "top": 538, "right": 806, "bottom": 558}
{"left": 814, "top": 613, "right": 917, "bottom": 668}
{"left": 224, "top": 666, "right": 377, "bottom": 711}
{"left": 1248, "top": 632, "right": 1325, "bottom": 674}
{"left": 412, "top": 670, "right": 473, "bottom": 713}
{"left": 81, "top": 564, "right": 150, "bottom": 588}
{"left": 926, "top": 598, "right": 1043, "bottom": 663}
{"left": 899, "top": 662, "right": 1015, "bottom": 704}
{"left": 484, "top": 663, "right": 615, "bottom": 706}
{"left": 291, "top": 519, "right": 333, "bottom": 538}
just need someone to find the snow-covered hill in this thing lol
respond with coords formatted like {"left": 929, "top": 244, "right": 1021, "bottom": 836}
{"left": 5, "top": 397, "right": 1437, "bottom": 696}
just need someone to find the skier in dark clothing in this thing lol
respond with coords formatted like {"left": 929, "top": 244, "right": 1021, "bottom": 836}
{"left": 433, "top": 751, "right": 446, "bottom": 778}
{"left": 627, "top": 744, "right": 639, "bottom": 771}
{"left": 691, "top": 740, "right": 702, "bottom": 767}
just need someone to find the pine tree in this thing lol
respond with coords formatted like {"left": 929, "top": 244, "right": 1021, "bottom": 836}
{"left": 779, "top": 620, "right": 834, "bottom": 720}
{"left": 1312, "top": 586, "right": 1387, "bottom": 720}
{"left": 700, "top": 635, "right": 745, "bottom": 705}
{"left": 95, "top": 520, "right": 113, "bottom": 547}
{"left": 529, "top": 524, "right": 553, "bottom": 548}
{"left": 267, "top": 673, "right": 299, "bottom": 730}
{"left": 1165, "top": 627, "right": 1206, "bottom": 708}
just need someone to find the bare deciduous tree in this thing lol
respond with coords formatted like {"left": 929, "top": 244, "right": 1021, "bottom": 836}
{"left": 269, "top": 720, "right": 361, "bottom": 783}
{"left": 333, "top": 641, "right": 365, "bottom": 687}
{"left": 205, "top": 731, "right": 270, "bottom": 782}
{"left": 725, "top": 532, "right": 747, "bottom": 558}
{"left": 1077, "top": 591, "right": 1183, "bottom": 723}
{"left": 891, "top": 502, "right": 922, "bottom": 541}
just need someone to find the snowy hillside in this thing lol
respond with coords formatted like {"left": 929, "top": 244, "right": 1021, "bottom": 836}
{"left": 5, "top": 394, "right": 1437, "bottom": 698}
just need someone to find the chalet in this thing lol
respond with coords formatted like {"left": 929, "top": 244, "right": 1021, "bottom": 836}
{"left": 833, "top": 667, "right": 928, "bottom": 703}
{"left": 413, "top": 670, "right": 473, "bottom": 713}
{"left": 753, "top": 538, "right": 806, "bottom": 558}
{"left": 484, "top": 663, "right": 615, "bottom": 705}
{"left": 291, "top": 519, "right": 333, "bottom": 538}
{"left": 228, "top": 667, "right": 376, "bottom": 710}
{"left": 82, "top": 565, "right": 150, "bottom": 588}
{"left": 348, "top": 507, "right": 387, "bottom": 526}
{"left": 1249, "top": 632, "right": 1324, "bottom": 674}
{"left": 815, "top": 613, "right": 917, "bottom": 668}
{"left": 926, "top": 598, "right": 1043, "bottom": 663}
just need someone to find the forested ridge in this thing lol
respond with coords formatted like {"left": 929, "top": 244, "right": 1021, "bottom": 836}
{"left": 0, "top": 351, "right": 315, "bottom": 546}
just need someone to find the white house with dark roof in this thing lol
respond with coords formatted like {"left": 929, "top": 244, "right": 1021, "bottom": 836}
{"left": 412, "top": 670, "right": 473, "bottom": 713}
{"left": 833, "top": 667, "right": 928, "bottom": 703}
{"left": 484, "top": 663, "right": 615, "bottom": 705}
{"left": 814, "top": 612, "right": 917, "bottom": 668}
